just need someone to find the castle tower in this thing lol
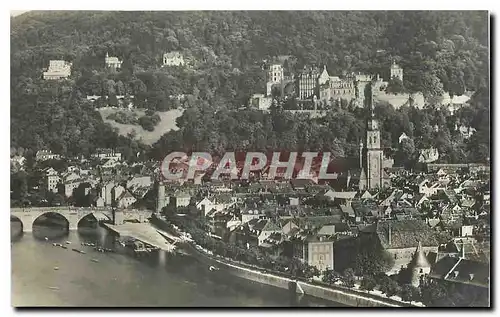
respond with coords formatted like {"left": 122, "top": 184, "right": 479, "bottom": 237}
{"left": 390, "top": 61, "right": 404, "bottom": 82}
{"left": 409, "top": 241, "right": 431, "bottom": 287}
{"left": 361, "top": 83, "right": 384, "bottom": 189}
{"left": 268, "top": 64, "right": 284, "bottom": 84}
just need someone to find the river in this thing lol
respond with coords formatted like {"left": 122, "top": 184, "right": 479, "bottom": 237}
{"left": 11, "top": 219, "right": 341, "bottom": 307}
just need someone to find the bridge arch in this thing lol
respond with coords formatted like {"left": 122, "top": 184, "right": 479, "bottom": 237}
{"left": 11, "top": 215, "right": 23, "bottom": 237}
{"left": 77, "top": 211, "right": 112, "bottom": 228}
{"left": 32, "top": 211, "right": 71, "bottom": 230}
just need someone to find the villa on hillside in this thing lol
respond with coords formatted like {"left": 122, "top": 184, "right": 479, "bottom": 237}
{"left": 105, "top": 52, "right": 123, "bottom": 70}
{"left": 43, "top": 60, "right": 72, "bottom": 80}
{"left": 163, "top": 51, "right": 185, "bottom": 66}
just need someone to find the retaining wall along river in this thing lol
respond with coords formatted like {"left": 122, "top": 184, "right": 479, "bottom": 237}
{"left": 150, "top": 217, "right": 418, "bottom": 307}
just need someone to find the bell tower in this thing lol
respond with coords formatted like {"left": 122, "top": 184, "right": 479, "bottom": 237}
{"left": 362, "top": 83, "right": 384, "bottom": 189}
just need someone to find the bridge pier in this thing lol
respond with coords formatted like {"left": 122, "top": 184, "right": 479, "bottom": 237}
{"left": 12, "top": 212, "right": 35, "bottom": 232}
{"left": 113, "top": 209, "right": 125, "bottom": 225}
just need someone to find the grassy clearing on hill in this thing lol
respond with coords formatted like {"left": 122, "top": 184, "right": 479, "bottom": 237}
{"left": 98, "top": 108, "right": 183, "bottom": 145}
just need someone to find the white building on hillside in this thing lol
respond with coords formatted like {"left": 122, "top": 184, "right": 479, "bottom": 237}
{"left": 268, "top": 64, "right": 284, "bottom": 83}
{"left": 36, "top": 150, "right": 61, "bottom": 162}
{"left": 390, "top": 61, "right": 404, "bottom": 82}
{"left": 43, "top": 60, "right": 72, "bottom": 80}
{"left": 105, "top": 52, "right": 123, "bottom": 70}
{"left": 163, "top": 51, "right": 185, "bottom": 66}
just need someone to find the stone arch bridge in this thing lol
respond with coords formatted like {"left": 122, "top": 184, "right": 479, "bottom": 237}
{"left": 11, "top": 207, "right": 153, "bottom": 232}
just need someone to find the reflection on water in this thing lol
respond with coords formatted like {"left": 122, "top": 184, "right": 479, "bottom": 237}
{"left": 11, "top": 218, "right": 340, "bottom": 307}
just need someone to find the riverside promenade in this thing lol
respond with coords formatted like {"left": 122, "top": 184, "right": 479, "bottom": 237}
{"left": 103, "top": 223, "right": 176, "bottom": 252}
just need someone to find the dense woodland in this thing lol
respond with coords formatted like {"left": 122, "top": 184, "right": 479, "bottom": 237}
{"left": 11, "top": 11, "right": 490, "bottom": 164}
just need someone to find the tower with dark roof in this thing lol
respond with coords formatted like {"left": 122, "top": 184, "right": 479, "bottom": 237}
{"left": 409, "top": 241, "right": 432, "bottom": 287}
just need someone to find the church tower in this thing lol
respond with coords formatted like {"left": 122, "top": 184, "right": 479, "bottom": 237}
{"left": 362, "top": 83, "right": 384, "bottom": 189}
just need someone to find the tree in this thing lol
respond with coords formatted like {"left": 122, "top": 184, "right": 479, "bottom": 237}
{"left": 360, "top": 275, "right": 377, "bottom": 291}
{"left": 350, "top": 236, "right": 395, "bottom": 276}
{"left": 379, "top": 276, "right": 399, "bottom": 297}
{"left": 303, "top": 265, "right": 320, "bottom": 279}
{"left": 386, "top": 77, "right": 406, "bottom": 94}
{"left": 420, "top": 281, "right": 448, "bottom": 306}
{"left": 11, "top": 171, "right": 28, "bottom": 202}
{"left": 322, "top": 268, "right": 341, "bottom": 284}
{"left": 50, "top": 193, "right": 66, "bottom": 206}
{"left": 341, "top": 268, "right": 356, "bottom": 288}
{"left": 396, "top": 137, "right": 417, "bottom": 167}
{"left": 400, "top": 284, "right": 421, "bottom": 302}
{"left": 72, "top": 182, "right": 92, "bottom": 207}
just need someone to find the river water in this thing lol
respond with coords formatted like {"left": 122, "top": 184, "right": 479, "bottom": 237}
{"left": 11, "top": 220, "right": 340, "bottom": 307}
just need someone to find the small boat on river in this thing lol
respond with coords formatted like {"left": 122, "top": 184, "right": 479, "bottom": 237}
{"left": 91, "top": 259, "right": 99, "bottom": 263}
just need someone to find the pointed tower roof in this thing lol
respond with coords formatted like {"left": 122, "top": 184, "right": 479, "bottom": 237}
{"left": 410, "top": 241, "right": 431, "bottom": 269}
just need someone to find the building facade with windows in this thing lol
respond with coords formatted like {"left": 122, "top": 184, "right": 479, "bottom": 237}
{"left": 105, "top": 53, "right": 123, "bottom": 70}
{"left": 163, "top": 51, "right": 185, "bottom": 66}
{"left": 43, "top": 60, "right": 72, "bottom": 80}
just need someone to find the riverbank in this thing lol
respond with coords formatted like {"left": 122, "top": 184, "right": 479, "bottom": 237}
{"left": 102, "top": 223, "right": 176, "bottom": 253}
{"left": 149, "top": 217, "right": 422, "bottom": 307}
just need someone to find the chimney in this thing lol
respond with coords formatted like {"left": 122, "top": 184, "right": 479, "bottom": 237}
{"left": 453, "top": 271, "right": 459, "bottom": 278}
{"left": 388, "top": 223, "right": 392, "bottom": 246}
{"left": 469, "top": 273, "right": 474, "bottom": 281}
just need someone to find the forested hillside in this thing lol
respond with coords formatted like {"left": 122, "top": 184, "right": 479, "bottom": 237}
{"left": 10, "top": 11, "right": 490, "bottom": 163}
